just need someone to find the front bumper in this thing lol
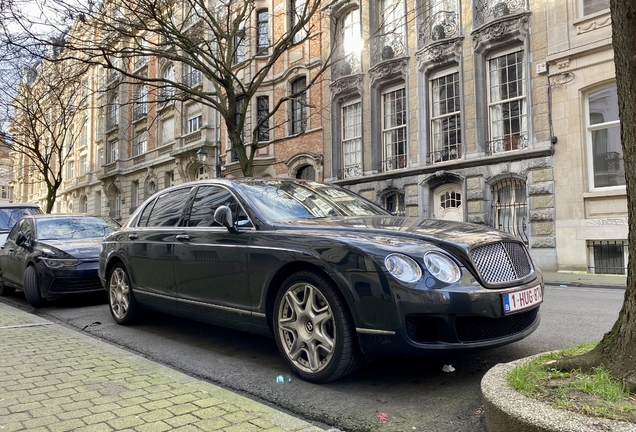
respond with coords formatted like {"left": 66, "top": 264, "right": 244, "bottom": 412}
{"left": 39, "top": 261, "right": 105, "bottom": 298}
{"left": 348, "top": 270, "right": 543, "bottom": 358}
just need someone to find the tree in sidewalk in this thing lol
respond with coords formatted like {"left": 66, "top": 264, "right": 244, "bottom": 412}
{"left": 1, "top": 0, "right": 341, "bottom": 178}
{"left": 551, "top": 0, "right": 636, "bottom": 392}
{"left": 0, "top": 52, "right": 90, "bottom": 213}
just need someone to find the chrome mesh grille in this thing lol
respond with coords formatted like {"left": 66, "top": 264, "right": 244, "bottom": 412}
{"left": 471, "top": 241, "right": 532, "bottom": 284}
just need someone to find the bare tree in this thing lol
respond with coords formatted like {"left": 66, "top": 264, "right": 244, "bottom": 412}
{"left": 0, "top": 53, "right": 90, "bottom": 212}
{"left": 552, "top": 0, "right": 636, "bottom": 391}
{"left": 1, "top": 0, "right": 341, "bottom": 177}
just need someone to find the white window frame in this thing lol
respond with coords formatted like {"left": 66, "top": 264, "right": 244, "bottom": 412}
{"left": 109, "top": 140, "right": 118, "bottom": 163}
{"left": 578, "top": 0, "right": 610, "bottom": 17}
{"left": 79, "top": 154, "right": 87, "bottom": 175}
{"left": 133, "top": 131, "right": 148, "bottom": 156}
{"left": 188, "top": 115, "right": 203, "bottom": 133}
{"left": 429, "top": 67, "right": 461, "bottom": 164}
{"left": 381, "top": 85, "right": 407, "bottom": 171}
{"left": 487, "top": 47, "right": 527, "bottom": 154}
{"left": 67, "top": 160, "right": 75, "bottom": 178}
{"left": 291, "top": 0, "right": 307, "bottom": 43}
{"left": 341, "top": 100, "right": 362, "bottom": 178}
{"left": 585, "top": 85, "right": 625, "bottom": 191}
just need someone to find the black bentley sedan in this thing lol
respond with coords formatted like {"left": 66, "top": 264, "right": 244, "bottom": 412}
{"left": 100, "top": 179, "right": 543, "bottom": 383}
{"left": 0, "top": 214, "right": 120, "bottom": 307}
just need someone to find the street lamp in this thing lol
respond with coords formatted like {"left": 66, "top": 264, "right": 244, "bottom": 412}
{"left": 196, "top": 147, "right": 208, "bottom": 164}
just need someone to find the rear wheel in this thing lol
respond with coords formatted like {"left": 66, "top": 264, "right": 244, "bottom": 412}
{"left": 108, "top": 263, "right": 140, "bottom": 325}
{"left": 0, "top": 269, "right": 15, "bottom": 296}
{"left": 23, "top": 266, "right": 46, "bottom": 308}
{"left": 273, "top": 271, "right": 362, "bottom": 383}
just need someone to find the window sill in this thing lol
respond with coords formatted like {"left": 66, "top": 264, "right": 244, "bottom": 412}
{"left": 583, "top": 187, "right": 627, "bottom": 199}
{"left": 572, "top": 8, "right": 610, "bottom": 26}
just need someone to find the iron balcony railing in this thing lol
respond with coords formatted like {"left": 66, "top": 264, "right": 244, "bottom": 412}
{"left": 371, "top": 33, "right": 406, "bottom": 66}
{"left": 427, "top": 144, "right": 461, "bottom": 165}
{"left": 486, "top": 133, "right": 528, "bottom": 156}
{"left": 332, "top": 53, "right": 361, "bottom": 80}
{"left": 339, "top": 163, "right": 362, "bottom": 179}
{"left": 474, "top": 0, "right": 526, "bottom": 27}
{"left": 418, "top": 10, "right": 460, "bottom": 48}
{"left": 379, "top": 154, "right": 407, "bottom": 172}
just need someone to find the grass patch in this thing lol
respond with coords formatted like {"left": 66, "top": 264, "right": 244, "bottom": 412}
{"left": 507, "top": 342, "right": 636, "bottom": 424}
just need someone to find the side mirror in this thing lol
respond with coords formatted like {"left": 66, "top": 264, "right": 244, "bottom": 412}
{"left": 214, "top": 206, "right": 238, "bottom": 234}
{"left": 15, "top": 233, "right": 27, "bottom": 246}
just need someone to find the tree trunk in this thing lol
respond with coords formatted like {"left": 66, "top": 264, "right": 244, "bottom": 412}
{"left": 553, "top": 0, "right": 636, "bottom": 392}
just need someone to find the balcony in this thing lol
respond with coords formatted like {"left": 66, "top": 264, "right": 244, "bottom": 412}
{"left": 371, "top": 33, "right": 406, "bottom": 66}
{"left": 486, "top": 133, "right": 528, "bottom": 156}
{"left": 332, "top": 53, "right": 361, "bottom": 80}
{"left": 185, "top": 70, "right": 203, "bottom": 87}
{"left": 379, "top": 154, "right": 407, "bottom": 172}
{"left": 339, "top": 163, "right": 362, "bottom": 179}
{"left": 474, "top": 0, "right": 526, "bottom": 28}
{"left": 133, "top": 104, "right": 148, "bottom": 121}
{"left": 418, "top": 10, "right": 460, "bottom": 48}
{"left": 427, "top": 144, "right": 462, "bottom": 165}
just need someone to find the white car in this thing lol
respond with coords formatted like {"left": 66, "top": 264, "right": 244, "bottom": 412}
{"left": 0, "top": 203, "right": 43, "bottom": 246}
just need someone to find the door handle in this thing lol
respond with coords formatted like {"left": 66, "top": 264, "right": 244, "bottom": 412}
{"left": 175, "top": 234, "right": 190, "bottom": 242}
{"left": 128, "top": 234, "right": 139, "bottom": 240}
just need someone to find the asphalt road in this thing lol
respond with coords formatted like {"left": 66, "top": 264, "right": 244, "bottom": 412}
{"left": 0, "top": 285, "right": 624, "bottom": 432}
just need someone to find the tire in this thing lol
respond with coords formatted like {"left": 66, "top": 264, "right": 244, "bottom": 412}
{"left": 0, "top": 269, "right": 15, "bottom": 296}
{"left": 23, "top": 266, "right": 46, "bottom": 308}
{"left": 108, "top": 263, "right": 140, "bottom": 325}
{"left": 273, "top": 271, "right": 362, "bottom": 383}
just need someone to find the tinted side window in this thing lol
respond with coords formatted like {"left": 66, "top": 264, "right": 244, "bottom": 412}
{"left": 21, "top": 218, "right": 35, "bottom": 242}
{"left": 146, "top": 188, "right": 191, "bottom": 227}
{"left": 188, "top": 186, "right": 236, "bottom": 227}
{"left": 137, "top": 198, "right": 157, "bottom": 227}
{"left": 7, "top": 220, "right": 24, "bottom": 241}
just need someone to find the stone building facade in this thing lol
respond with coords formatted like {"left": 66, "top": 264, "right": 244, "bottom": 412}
{"left": 322, "top": 0, "right": 557, "bottom": 270}
{"left": 547, "top": 0, "right": 626, "bottom": 273}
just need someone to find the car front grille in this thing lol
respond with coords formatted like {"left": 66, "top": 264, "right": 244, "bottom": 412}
{"left": 470, "top": 241, "right": 533, "bottom": 284}
{"left": 49, "top": 278, "right": 104, "bottom": 293}
{"left": 455, "top": 307, "right": 539, "bottom": 342}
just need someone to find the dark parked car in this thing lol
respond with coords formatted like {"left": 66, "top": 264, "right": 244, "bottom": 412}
{"left": 100, "top": 179, "right": 544, "bottom": 382}
{"left": 0, "top": 214, "right": 120, "bottom": 306}
{"left": 0, "top": 203, "right": 42, "bottom": 246}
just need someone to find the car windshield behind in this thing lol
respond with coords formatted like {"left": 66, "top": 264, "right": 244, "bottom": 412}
{"left": 239, "top": 181, "right": 389, "bottom": 222}
{"left": 0, "top": 207, "right": 41, "bottom": 231}
{"left": 36, "top": 217, "right": 119, "bottom": 240}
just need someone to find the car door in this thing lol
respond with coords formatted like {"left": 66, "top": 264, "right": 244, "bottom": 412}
{"left": 124, "top": 187, "right": 193, "bottom": 299}
{"left": 1, "top": 218, "right": 34, "bottom": 287}
{"left": 173, "top": 185, "right": 253, "bottom": 324}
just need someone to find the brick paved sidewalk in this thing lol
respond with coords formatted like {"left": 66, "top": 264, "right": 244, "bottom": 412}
{"left": 0, "top": 303, "right": 324, "bottom": 432}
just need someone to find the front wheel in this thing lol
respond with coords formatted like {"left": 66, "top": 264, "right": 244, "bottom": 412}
{"left": 273, "top": 271, "right": 362, "bottom": 383}
{"left": 108, "top": 263, "right": 140, "bottom": 325}
{"left": 23, "top": 266, "right": 46, "bottom": 308}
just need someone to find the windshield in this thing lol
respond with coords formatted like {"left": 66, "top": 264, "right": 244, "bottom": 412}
{"left": 238, "top": 181, "right": 389, "bottom": 222}
{"left": 0, "top": 207, "right": 41, "bottom": 231}
{"left": 36, "top": 217, "right": 119, "bottom": 240}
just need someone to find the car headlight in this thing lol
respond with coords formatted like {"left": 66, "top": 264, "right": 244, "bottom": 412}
{"left": 385, "top": 253, "right": 422, "bottom": 283}
{"left": 423, "top": 251, "right": 461, "bottom": 284}
{"left": 41, "top": 258, "right": 81, "bottom": 268}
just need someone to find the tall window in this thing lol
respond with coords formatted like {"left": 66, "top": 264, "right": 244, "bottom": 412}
{"left": 133, "top": 131, "right": 148, "bottom": 156}
{"left": 79, "top": 154, "right": 87, "bottom": 175}
{"left": 185, "top": 63, "right": 202, "bottom": 87}
{"left": 382, "top": 87, "right": 407, "bottom": 171}
{"left": 109, "top": 140, "right": 118, "bottom": 163}
{"left": 587, "top": 86, "right": 625, "bottom": 189}
{"left": 134, "top": 83, "right": 148, "bottom": 119}
{"left": 79, "top": 119, "right": 88, "bottom": 147}
{"left": 79, "top": 195, "right": 87, "bottom": 213}
{"left": 160, "top": 117, "right": 175, "bottom": 145}
{"left": 581, "top": 0, "right": 609, "bottom": 16}
{"left": 67, "top": 160, "right": 75, "bottom": 178}
{"left": 257, "top": 10, "right": 269, "bottom": 54}
{"left": 233, "top": 21, "right": 247, "bottom": 64}
{"left": 107, "top": 94, "right": 119, "bottom": 129}
{"left": 380, "top": 0, "right": 405, "bottom": 57}
{"left": 188, "top": 115, "right": 202, "bottom": 133}
{"left": 341, "top": 9, "right": 361, "bottom": 73}
{"left": 342, "top": 101, "right": 362, "bottom": 178}
{"left": 493, "top": 178, "right": 528, "bottom": 244}
{"left": 291, "top": 0, "right": 307, "bottom": 43}
{"left": 488, "top": 50, "right": 527, "bottom": 154}
{"left": 161, "top": 64, "right": 175, "bottom": 102}
{"left": 97, "top": 147, "right": 104, "bottom": 168}
{"left": 430, "top": 71, "right": 461, "bottom": 163}
{"left": 291, "top": 77, "right": 307, "bottom": 134}
{"left": 257, "top": 96, "right": 270, "bottom": 141}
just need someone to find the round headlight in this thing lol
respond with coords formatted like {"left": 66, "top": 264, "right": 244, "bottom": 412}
{"left": 384, "top": 253, "right": 422, "bottom": 283}
{"left": 423, "top": 251, "right": 461, "bottom": 284}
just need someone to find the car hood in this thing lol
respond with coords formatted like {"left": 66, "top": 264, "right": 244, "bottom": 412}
{"left": 40, "top": 238, "right": 102, "bottom": 259}
{"left": 275, "top": 216, "right": 519, "bottom": 249}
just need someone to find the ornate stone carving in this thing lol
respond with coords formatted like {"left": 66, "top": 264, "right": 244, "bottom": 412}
{"left": 472, "top": 14, "right": 529, "bottom": 50}
{"left": 416, "top": 38, "right": 463, "bottom": 66}
{"left": 369, "top": 58, "right": 409, "bottom": 84}
{"left": 577, "top": 16, "right": 611, "bottom": 35}
{"left": 330, "top": 74, "right": 363, "bottom": 94}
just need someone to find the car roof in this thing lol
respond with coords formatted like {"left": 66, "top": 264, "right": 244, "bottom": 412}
{"left": 0, "top": 203, "right": 41, "bottom": 209}
{"left": 30, "top": 214, "right": 103, "bottom": 219}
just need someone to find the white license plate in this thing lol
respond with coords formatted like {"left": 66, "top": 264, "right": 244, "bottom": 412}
{"left": 502, "top": 284, "right": 543, "bottom": 314}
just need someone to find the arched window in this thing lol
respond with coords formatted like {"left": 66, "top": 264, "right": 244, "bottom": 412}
{"left": 382, "top": 190, "right": 405, "bottom": 216}
{"left": 296, "top": 165, "right": 315, "bottom": 180}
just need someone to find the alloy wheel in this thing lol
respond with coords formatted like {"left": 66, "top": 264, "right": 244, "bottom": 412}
{"left": 109, "top": 267, "right": 130, "bottom": 320}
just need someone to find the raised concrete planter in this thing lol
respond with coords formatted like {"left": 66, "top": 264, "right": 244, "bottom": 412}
{"left": 481, "top": 357, "right": 636, "bottom": 432}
